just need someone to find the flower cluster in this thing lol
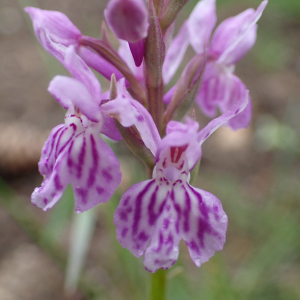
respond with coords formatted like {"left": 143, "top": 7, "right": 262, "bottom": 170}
{"left": 25, "top": 0, "right": 267, "bottom": 272}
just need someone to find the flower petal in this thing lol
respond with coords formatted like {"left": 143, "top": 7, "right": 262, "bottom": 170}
{"left": 196, "top": 62, "right": 235, "bottom": 117}
{"left": 216, "top": 0, "right": 268, "bottom": 64}
{"left": 182, "top": 185, "right": 228, "bottom": 267}
{"left": 100, "top": 115, "right": 122, "bottom": 141}
{"left": 48, "top": 76, "right": 101, "bottom": 122}
{"left": 33, "top": 119, "right": 121, "bottom": 212}
{"left": 65, "top": 46, "right": 102, "bottom": 104}
{"left": 211, "top": 9, "right": 258, "bottom": 64}
{"left": 197, "top": 82, "right": 249, "bottom": 144}
{"left": 70, "top": 128, "right": 121, "bottom": 213}
{"left": 105, "top": 0, "right": 149, "bottom": 43}
{"left": 114, "top": 179, "right": 166, "bottom": 257}
{"left": 163, "top": 22, "right": 190, "bottom": 85}
{"left": 188, "top": 0, "right": 216, "bottom": 54}
{"left": 101, "top": 79, "right": 161, "bottom": 155}
{"left": 24, "top": 7, "right": 81, "bottom": 46}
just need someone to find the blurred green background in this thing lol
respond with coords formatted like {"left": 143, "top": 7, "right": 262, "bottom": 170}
{"left": 0, "top": 0, "right": 299, "bottom": 299}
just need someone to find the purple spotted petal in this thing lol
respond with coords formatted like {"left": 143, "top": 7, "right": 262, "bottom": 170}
{"left": 158, "top": 118, "right": 201, "bottom": 170}
{"left": 105, "top": 0, "right": 149, "bottom": 43}
{"left": 197, "top": 84, "right": 249, "bottom": 144}
{"left": 114, "top": 179, "right": 168, "bottom": 258}
{"left": 163, "top": 22, "right": 190, "bottom": 85}
{"left": 216, "top": 0, "right": 268, "bottom": 64}
{"left": 24, "top": 7, "right": 81, "bottom": 47}
{"left": 143, "top": 193, "right": 181, "bottom": 272}
{"left": 69, "top": 126, "right": 121, "bottom": 213}
{"left": 33, "top": 117, "right": 121, "bottom": 212}
{"left": 182, "top": 185, "right": 227, "bottom": 267}
{"left": 48, "top": 76, "right": 101, "bottom": 122}
{"left": 188, "top": 0, "right": 216, "bottom": 54}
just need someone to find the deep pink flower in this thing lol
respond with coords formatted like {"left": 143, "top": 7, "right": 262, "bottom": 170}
{"left": 114, "top": 88, "right": 249, "bottom": 272}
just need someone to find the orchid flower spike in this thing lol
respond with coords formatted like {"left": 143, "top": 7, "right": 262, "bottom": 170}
{"left": 114, "top": 88, "right": 249, "bottom": 272}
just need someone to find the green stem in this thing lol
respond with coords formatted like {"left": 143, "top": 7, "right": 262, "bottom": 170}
{"left": 149, "top": 269, "right": 167, "bottom": 300}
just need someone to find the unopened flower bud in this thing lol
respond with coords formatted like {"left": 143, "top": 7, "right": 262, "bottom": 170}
{"left": 105, "top": 0, "right": 149, "bottom": 43}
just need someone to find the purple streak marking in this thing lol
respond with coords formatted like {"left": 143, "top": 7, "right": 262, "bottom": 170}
{"left": 132, "top": 180, "right": 156, "bottom": 235}
{"left": 87, "top": 134, "right": 99, "bottom": 188}
{"left": 183, "top": 187, "right": 191, "bottom": 232}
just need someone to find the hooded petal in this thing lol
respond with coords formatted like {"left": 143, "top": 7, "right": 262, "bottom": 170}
{"left": 48, "top": 76, "right": 101, "bottom": 122}
{"left": 33, "top": 118, "right": 121, "bottom": 212}
{"left": 161, "top": 118, "right": 201, "bottom": 170}
{"left": 24, "top": 7, "right": 81, "bottom": 46}
{"left": 188, "top": 0, "right": 216, "bottom": 54}
{"left": 105, "top": 0, "right": 149, "bottom": 43}
{"left": 163, "top": 22, "right": 190, "bottom": 85}
{"left": 215, "top": 0, "right": 268, "bottom": 64}
{"left": 182, "top": 185, "right": 227, "bottom": 267}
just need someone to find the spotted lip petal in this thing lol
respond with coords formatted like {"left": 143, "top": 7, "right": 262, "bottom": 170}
{"left": 114, "top": 134, "right": 227, "bottom": 272}
{"left": 33, "top": 116, "right": 121, "bottom": 213}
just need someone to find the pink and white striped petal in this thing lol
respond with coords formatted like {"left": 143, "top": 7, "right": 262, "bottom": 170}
{"left": 182, "top": 185, "right": 227, "bottom": 267}
{"left": 33, "top": 117, "right": 121, "bottom": 213}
